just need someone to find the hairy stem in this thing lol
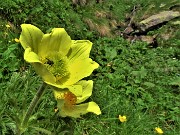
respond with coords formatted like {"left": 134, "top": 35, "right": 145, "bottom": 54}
{"left": 20, "top": 82, "right": 47, "bottom": 132}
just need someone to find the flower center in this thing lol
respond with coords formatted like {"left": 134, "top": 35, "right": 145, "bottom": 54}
{"left": 43, "top": 52, "right": 70, "bottom": 84}
{"left": 64, "top": 92, "right": 77, "bottom": 107}
{"left": 55, "top": 91, "right": 77, "bottom": 109}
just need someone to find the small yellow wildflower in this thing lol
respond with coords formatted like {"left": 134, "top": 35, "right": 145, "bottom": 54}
{"left": 6, "top": 24, "right": 11, "bottom": 28}
{"left": 54, "top": 108, "right": 58, "bottom": 112}
{"left": 155, "top": 127, "right": 163, "bottom": 134}
{"left": 14, "top": 38, "right": 20, "bottom": 43}
{"left": 119, "top": 115, "right": 127, "bottom": 122}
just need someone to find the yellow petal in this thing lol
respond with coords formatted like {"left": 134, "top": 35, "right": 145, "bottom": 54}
{"left": 64, "top": 58, "right": 98, "bottom": 85}
{"left": 32, "top": 63, "right": 56, "bottom": 83}
{"left": 76, "top": 80, "right": 93, "bottom": 103}
{"left": 14, "top": 38, "right": 20, "bottom": 43}
{"left": 52, "top": 80, "right": 93, "bottom": 103}
{"left": 54, "top": 108, "right": 58, "bottom": 112}
{"left": 86, "top": 102, "right": 101, "bottom": 115}
{"left": 68, "top": 40, "right": 92, "bottom": 62}
{"left": 38, "top": 28, "right": 71, "bottom": 57}
{"left": 58, "top": 101, "right": 101, "bottom": 118}
{"left": 24, "top": 48, "right": 56, "bottom": 83}
{"left": 64, "top": 40, "right": 99, "bottom": 85}
{"left": 155, "top": 127, "right": 163, "bottom": 134}
{"left": 24, "top": 48, "right": 42, "bottom": 63}
{"left": 6, "top": 24, "right": 11, "bottom": 28}
{"left": 20, "top": 24, "right": 44, "bottom": 52}
{"left": 68, "top": 84, "right": 82, "bottom": 97}
{"left": 49, "top": 82, "right": 82, "bottom": 96}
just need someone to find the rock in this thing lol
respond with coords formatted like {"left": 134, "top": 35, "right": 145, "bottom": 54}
{"left": 139, "top": 11, "right": 180, "bottom": 32}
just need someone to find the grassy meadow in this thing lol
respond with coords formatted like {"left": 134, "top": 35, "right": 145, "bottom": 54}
{"left": 0, "top": 0, "right": 180, "bottom": 135}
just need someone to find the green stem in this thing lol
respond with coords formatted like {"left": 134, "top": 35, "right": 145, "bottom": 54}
{"left": 20, "top": 82, "right": 47, "bottom": 132}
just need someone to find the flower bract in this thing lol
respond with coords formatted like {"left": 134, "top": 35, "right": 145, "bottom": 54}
{"left": 53, "top": 80, "right": 101, "bottom": 118}
{"left": 20, "top": 24, "right": 99, "bottom": 87}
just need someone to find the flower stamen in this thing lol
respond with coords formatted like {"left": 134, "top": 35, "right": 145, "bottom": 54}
{"left": 64, "top": 92, "right": 77, "bottom": 108}
{"left": 43, "top": 52, "right": 70, "bottom": 84}
{"left": 55, "top": 91, "right": 77, "bottom": 109}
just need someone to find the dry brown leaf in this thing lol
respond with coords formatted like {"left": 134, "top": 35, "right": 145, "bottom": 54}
{"left": 139, "top": 35, "right": 156, "bottom": 44}
{"left": 109, "top": 20, "right": 118, "bottom": 29}
{"left": 95, "top": 11, "right": 107, "bottom": 18}
{"left": 96, "top": 25, "right": 111, "bottom": 37}
{"left": 123, "top": 26, "right": 134, "bottom": 35}
{"left": 84, "top": 19, "right": 96, "bottom": 30}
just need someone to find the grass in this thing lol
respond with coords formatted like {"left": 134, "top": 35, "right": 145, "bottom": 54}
{"left": 0, "top": 0, "right": 180, "bottom": 134}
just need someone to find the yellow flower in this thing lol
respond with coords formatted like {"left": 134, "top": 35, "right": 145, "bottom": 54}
{"left": 53, "top": 80, "right": 101, "bottom": 118}
{"left": 6, "top": 24, "right": 11, "bottom": 28}
{"left": 155, "top": 127, "right": 163, "bottom": 134}
{"left": 14, "top": 38, "right": 20, "bottom": 43}
{"left": 54, "top": 108, "right": 58, "bottom": 112}
{"left": 19, "top": 24, "right": 99, "bottom": 88}
{"left": 119, "top": 115, "right": 127, "bottom": 122}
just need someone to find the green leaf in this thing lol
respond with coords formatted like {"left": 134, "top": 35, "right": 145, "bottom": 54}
{"left": 169, "top": 77, "right": 180, "bottom": 86}
{"left": 143, "top": 82, "right": 155, "bottom": 87}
